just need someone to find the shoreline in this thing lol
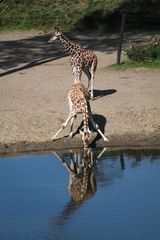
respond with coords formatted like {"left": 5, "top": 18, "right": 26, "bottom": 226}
{"left": 0, "top": 132, "right": 160, "bottom": 157}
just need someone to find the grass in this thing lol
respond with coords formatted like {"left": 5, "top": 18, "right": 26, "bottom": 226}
{"left": 109, "top": 58, "right": 160, "bottom": 70}
{"left": 0, "top": 0, "right": 122, "bottom": 31}
{"left": 1, "top": 0, "right": 160, "bottom": 31}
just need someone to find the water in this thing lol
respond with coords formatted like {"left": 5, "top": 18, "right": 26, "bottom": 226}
{"left": 0, "top": 149, "right": 160, "bottom": 240}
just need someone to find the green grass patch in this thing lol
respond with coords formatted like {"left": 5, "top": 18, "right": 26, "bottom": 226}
{"left": 109, "top": 58, "right": 160, "bottom": 70}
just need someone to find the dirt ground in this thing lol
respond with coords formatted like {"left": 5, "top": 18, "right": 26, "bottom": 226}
{"left": 0, "top": 30, "right": 160, "bottom": 154}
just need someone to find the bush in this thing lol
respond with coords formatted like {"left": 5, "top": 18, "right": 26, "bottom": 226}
{"left": 127, "top": 45, "right": 146, "bottom": 62}
{"left": 126, "top": 41, "right": 160, "bottom": 63}
{"left": 146, "top": 45, "right": 160, "bottom": 59}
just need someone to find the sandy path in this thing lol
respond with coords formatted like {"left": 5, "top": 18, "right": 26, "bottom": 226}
{"left": 0, "top": 30, "right": 160, "bottom": 153}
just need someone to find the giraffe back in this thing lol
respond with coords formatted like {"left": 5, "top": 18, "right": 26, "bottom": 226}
{"left": 68, "top": 83, "right": 90, "bottom": 147}
{"left": 68, "top": 83, "right": 89, "bottom": 115}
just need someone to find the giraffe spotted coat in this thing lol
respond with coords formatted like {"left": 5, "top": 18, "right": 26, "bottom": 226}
{"left": 52, "top": 83, "right": 109, "bottom": 148}
{"left": 49, "top": 27, "right": 97, "bottom": 100}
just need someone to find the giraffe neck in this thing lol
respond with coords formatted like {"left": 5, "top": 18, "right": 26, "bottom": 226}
{"left": 83, "top": 101, "right": 89, "bottom": 148}
{"left": 59, "top": 33, "right": 80, "bottom": 55}
{"left": 81, "top": 162, "right": 89, "bottom": 194}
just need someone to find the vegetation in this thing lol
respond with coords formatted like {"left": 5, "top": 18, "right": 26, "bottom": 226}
{"left": 126, "top": 43, "right": 160, "bottom": 63}
{"left": 0, "top": 0, "right": 160, "bottom": 31}
{"left": 109, "top": 59, "right": 160, "bottom": 70}
{"left": 1, "top": 1, "right": 160, "bottom": 71}
{"left": 109, "top": 35, "right": 160, "bottom": 70}
{"left": 0, "top": 0, "right": 124, "bottom": 31}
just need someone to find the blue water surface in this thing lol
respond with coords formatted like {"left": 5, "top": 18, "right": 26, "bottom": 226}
{"left": 0, "top": 149, "right": 160, "bottom": 240}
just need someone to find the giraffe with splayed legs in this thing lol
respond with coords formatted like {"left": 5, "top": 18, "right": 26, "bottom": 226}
{"left": 48, "top": 27, "right": 97, "bottom": 100}
{"left": 52, "top": 83, "right": 109, "bottom": 148}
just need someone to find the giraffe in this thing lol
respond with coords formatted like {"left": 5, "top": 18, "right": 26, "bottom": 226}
{"left": 54, "top": 148, "right": 97, "bottom": 202}
{"left": 48, "top": 27, "right": 97, "bottom": 100}
{"left": 52, "top": 83, "right": 109, "bottom": 148}
{"left": 53, "top": 148, "right": 107, "bottom": 204}
{"left": 53, "top": 147, "right": 126, "bottom": 225}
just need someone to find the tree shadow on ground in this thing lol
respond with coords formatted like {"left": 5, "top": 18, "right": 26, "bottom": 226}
{"left": 0, "top": 57, "right": 59, "bottom": 77}
{"left": 0, "top": 33, "right": 68, "bottom": 77}
{"left": 0, "top": 31, "right": 121, "bottom": 77}
{"left": 0, "top": 30, "right": 154, "bottom": 77}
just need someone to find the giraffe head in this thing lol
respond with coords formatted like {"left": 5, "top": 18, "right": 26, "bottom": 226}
{"left": 48, "top": 27, "right": 61, "bottom": 43}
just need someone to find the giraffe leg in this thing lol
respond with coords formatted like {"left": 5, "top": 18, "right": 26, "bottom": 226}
{"left": 90, "top": 70, "right": 95, "bottom": 101}
{"left": 68, "top": 115, "right": 76, "bottom": 138}
{"left": 54, "top": 153, "right": 73, "bottom": 173}
{"left": 52, "top": 114, "right": 74, "bottom": 141}
{"left": 89, "top": 113, "right": 109, "bottom": 142}
{"left": 72, "top": 64, "right": 82, "bottom": 83}
{"left": 90, "top": 60, "right": 97, "bottom": 100}
{"left": 82, "top": 67, "right": 91, "bottom": 90}
{"left": 97, "top": 147, "right": 107, "bottom": 159}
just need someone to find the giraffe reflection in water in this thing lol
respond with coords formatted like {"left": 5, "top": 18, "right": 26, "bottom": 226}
{"left": 52, "top": 149, "right": 160, "bottom": 226}
{"left": 54, "top": 148, "right": 106, "bottom": 202}
{"left": 53, "top": 148, "right": 118, "bottom": 225}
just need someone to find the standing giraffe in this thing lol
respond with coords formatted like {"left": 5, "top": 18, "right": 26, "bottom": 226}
{"left": 48, "top": 27, "right": 97, "bottom": 100}
{"left": 52, "top": 83, "right": 109, "bottom": 148}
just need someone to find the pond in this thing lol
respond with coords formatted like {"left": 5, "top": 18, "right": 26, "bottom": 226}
{"left": 0, "top": 148, "right": 160, "bottom": 240}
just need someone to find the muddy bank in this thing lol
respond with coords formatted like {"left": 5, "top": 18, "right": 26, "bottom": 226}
{"left": 0, "top": 131, "right": 160, "bottom": 157}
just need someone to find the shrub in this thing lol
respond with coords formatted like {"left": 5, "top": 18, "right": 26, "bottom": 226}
{"left": 146, "top": 45, "right": 160, "bottom": 59}
{"left": 126, "top": 39, "right": 160, "bottom": 63}
{"left": 127, "top": 45, "right": 146, "bottom": 62}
